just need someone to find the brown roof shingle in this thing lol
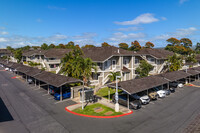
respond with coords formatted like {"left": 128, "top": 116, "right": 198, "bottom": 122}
{"left": 82, "top": 46, "right": 137, "bottom": 62}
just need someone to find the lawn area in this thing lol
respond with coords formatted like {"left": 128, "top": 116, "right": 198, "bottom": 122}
{"left": 72, "top": 103, "right": 123, "bottom": 116}
{"left": 96, "top": 87, "right": 123, "bottom": 100}
{"left": 49, "top": 71, "right": 56, "bottom": 74}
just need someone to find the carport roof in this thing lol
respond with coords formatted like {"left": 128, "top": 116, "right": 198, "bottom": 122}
{"left": 108, "top": 75, "right": 169, "bottom": 94}
{"left": 16, "top": 65, "right": 33, "bottom": 73}
{"left": 183, "top": 69, "right": 200, "bottom": 75}
{"left": 24, "top": 68, "right": 43, "bottom": 77}
{"left": 191, "top": 66, "right": 200, "bottom": 71}
{"left": 34, "top": 71, "right": 82, "bottom": 87}
{"left": 156, "top": 70, "right": 191, "bottom": 81}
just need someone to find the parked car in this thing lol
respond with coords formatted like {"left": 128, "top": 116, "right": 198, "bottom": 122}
{"left": 49, "top": 86, "right": 60, "bottom": 95}
{"left": 153, "top": 88, "right": 166, "bottom": 98}
{"left": 164, "top": 89, "right": 171, "bottom": 95}
{"left": 27, "top": 78, "right": 33, "bottom": 84}
{"left": 132, "top": 92, "right": 150, "bottom": 104}
{"left": 169, "top": 82, "right": 178, "bottom": 88}
{"left": 112, "top": 94, "right": 141, "bottom": 110}
{"left": 54, "top": 91, "right": 71, "bottom": 100}
{"left": 169, "top": 87, "right": 176, "bottom": 93}
{"left": 5, "top": 67, "right": 9, "bottom": 71}
{"left": 148, "top": 89, "right": 159, "bottom": 100}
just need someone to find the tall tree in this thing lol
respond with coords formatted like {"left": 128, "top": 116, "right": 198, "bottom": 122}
{"left": 167, "top": 54, "right": 183, "bottom": 72}
{"left": 14, "top": 49, "right": 22, "bottom": 63}
{"left": 82, "top": 44, "right": 96, "bottom": 48}
{"left": 118, "top": 43, "right": 129, "bottom": 50}
{"left": 6, "top": 46, "right": 15, "bottom": 52}
{"left": 180, "top": 38, "right": 192, "bottom": 48}
{"left": 41, "top": 43, "right": 48, "bottom": 50}
{"left": 48, "top": 44, "right": 55, "bottom": 49}
{"left": 145, "top": 41, "right": 154, "bottom": 48}
{"left": 57, "top": 44, "right": 65, "bottom": 49}
{"left": 101, "top": 42, "right": 111, "bottom": 47}
{"left": 129, "top": 40, "right": 141, "bottom": 51}
{"left": 166, "top": 37, "right": 180, "bottom": 46}
{"left": 65, "top": 41, "right": 75, "bottom": 49}
{"left": 135, "top": 60, "right": 153, "bottom": 78}
{"left": 195, "top": 42, "right": 200, "bottom": 53}
{"left": 185, "top": 54, "right": 197, "bottom": 64}
{"left": 60, "top": 49, "right": 97, "bottom": 82}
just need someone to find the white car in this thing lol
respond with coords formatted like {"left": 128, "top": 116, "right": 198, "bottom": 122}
{"left": 153, "top": 88, "right": 166, "bottom": 98}
{"left": 132, "top": 93, "right": 150, "bottom": 104}
{"left": 5, "top": 68, "right": 9, "bottom": 71}
{"left": 178, "top": 83, "right": 184, "bottom": 88}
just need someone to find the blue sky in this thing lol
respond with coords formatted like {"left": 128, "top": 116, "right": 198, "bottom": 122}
{"left": 0, "top": 0, "right": 200, "bottom": 48}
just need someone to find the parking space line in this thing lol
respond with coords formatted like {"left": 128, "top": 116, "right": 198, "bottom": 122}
{"left": 48, "top": 97, "right": 54, "bottom": 99}
{"left": 37, "top": 90, "right": 46, "bottom": 93}
{"left": 54, "top": 99, "right": 71, "bottom": 104}
{"left": 33, "top": 88, "right": 41, "bottom": 91}
{"left": 150, "top": 102, "right": 155, "bottom": 104}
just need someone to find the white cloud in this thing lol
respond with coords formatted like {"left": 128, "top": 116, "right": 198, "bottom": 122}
{"left": 180, "top": 0, "right": 189, "bottom": 4}
{"left": 0, "top": 31, "right": 9, "bottom": 35}
{"left": 108, "top": 32, "right": 146, "bottom": 42}
{"left": 115, "top": 13, "right": 159, "bottom": 25}
{"left": 153, "top": 27, "right": 197, "bottom": 40}
{"left": 47, "top": 5, "right": 66, "bottom": 10}
{"left": 116, "top": 27, "right": 144, "bottom": 31}
{"left": 0, "top": 38, "right": 7, "bottom": 42}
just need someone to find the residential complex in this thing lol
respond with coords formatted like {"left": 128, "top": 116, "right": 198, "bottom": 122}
{"left": 4, "top": 46, "right": 175, "bottom": 86}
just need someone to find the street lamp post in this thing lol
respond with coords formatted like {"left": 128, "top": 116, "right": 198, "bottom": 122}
{"left": 115, "top": 76, "right": 121, "bottom": 112}
{"left": 82, "top": 81, "right": 84, "bottom": 110}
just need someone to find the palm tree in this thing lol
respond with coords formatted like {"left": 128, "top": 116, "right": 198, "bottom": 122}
{"left": 167, "top": 54, "right": 183, "bottom": 72}
{"left": 60, "top": 49, "right": 97, "bottom": 84}
{"left": 108, "top": 72, "right": 121, "bottom": 82}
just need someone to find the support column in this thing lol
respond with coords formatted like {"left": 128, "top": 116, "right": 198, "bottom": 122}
{"left": 161, "top": 84, "right": 163, "bottom": 90}
{"left": 167, "top": 83, "right": 169, "bottom": 90}
{"left": 39, "top": 81, "right": 40, "bottom": 89}
{"left": 26, "top": 75, "right": 27, "bottom": 82}
{"left": 60, "top": 86, "right": 62, "bottom": 101}
{"left": 48, "top": 85, "right": 49, "bottom": 94}
{"left": 35, "top": 79, "right": 36, "bottom": 86}
{"left": 127, "top": 94, "right": 129, "bottom": 110}
{"left": 71, "top": 87, "right": 73, "bottom": 99}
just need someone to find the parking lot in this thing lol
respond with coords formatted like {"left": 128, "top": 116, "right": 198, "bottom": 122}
{"left": 1, "top": 66, "right": 200, "bottom": 133}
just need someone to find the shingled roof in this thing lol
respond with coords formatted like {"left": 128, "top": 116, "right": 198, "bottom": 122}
{"left": 24, "top": 68, "right": 43, "bottom": 77}
{"left": 82, "top": 46, "right": 137, "bottom": 62}
{"left": 22, "top": 50, "right": 45, "bottom": 56}
{"left": 34, "top": 71, "right": 81, "bottom": 87}
{"left": 16, "top": 65, "right": 33, "bottom": 73}
{"left": 109, "top": 75, "right": 169, "bottom": 94}
{"left": 43, "top": 49, "right": 72, "bottom": 58}
{"left": 137, "top": 48, "right": 174, "bottom": 59}
{"left": 156, "top": 70, "right": 191, "bottom": 81}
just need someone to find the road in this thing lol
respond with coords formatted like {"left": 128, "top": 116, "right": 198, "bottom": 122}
{"left": 0, "top": 67, "right": 200, "bottom": 133}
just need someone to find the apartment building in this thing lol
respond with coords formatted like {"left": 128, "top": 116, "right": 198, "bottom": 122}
{"left": 22, "top": 49, "right": 71, "bottom": 72}
{"left": 82, "top": 46, "right": 173, "bottom": 86}
{"left": 0, "top": 49, "right": 11, "bottom": 57}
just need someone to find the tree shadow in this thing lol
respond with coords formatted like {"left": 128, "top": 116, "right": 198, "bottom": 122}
{"left": 0, "top": 97, "right": 14, "bottom": 122}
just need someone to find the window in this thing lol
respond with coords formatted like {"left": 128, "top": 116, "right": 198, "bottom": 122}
{"left": 104, "top": 61, "right": 107, "bottom": 68}
{"left": 112, "top": 60, "right": 116, "bottom": 69}
{"left": 135, "top": 58, "right": 139, "bottom": 64}
{"left": 124, "top": 59, "right": 129, "bottom": 67}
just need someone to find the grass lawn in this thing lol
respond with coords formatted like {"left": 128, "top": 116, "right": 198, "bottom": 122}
{"left": 49, "top": 71, "right": 56, "bottom": 74}
{"left": 96, "top": 87, "right": 122, "bottom": 100}
{"left": 72, "top": 103, "right": 123, "bottom": 116}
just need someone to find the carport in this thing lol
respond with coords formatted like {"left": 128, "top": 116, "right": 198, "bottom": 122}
{"left": 189, "top": 67, "right": 200, "bottom": 80}
{"left": 157, "top": 70, "right": 191, "bottom": 84}
{"left": 15, "top": 65, "right": 33, "bottom": 81}
{"left": 182, "top": 68, "right": 200, "bottom": 82}
{"left": 33, "top": 70, "right": 81, "bottom": 101}
{"left": 108, "top": 75, "right": 169, "bottom": 109}
{"left": 23, "top": 68, "right": 43, "bottom": 86}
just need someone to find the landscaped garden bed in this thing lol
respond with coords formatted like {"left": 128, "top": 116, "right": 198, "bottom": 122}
{"left": 72, "top": 103, "right": 123, "bottom": 116}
